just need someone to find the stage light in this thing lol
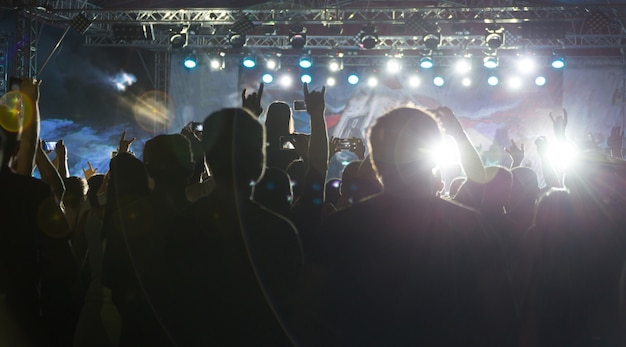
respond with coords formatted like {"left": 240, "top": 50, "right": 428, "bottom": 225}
{"left": 508, "top": 76, "right": 522, "bottom": 89}
{"left": 386, "top": 58, "right": 401, "bottom": 74}
{"left": 289, "top": 25, "right": 307, "bottom": 49}
{"left": 551, "top": 56, "right": 565, "bottom": 69}
{"left": 461, "top": 77, "right": 472, "bottom": 87}
{"left": 547, "top": 141, "right": 578, "bottom": 169}
{"left": 433, "top": 76, "right": 445, "bottom": 87}
{"left": 347, "top": 73, "right": 360, "bottom": 85}
{"left": 517, "top": 56, "right": 536, "bottom": 74}
{"left": 242, "top": 54, "right": 256, "bottom": 68}
{"left": 229, "top": 32, "right": 246, "bottom": 48}
{"left": 266, "top": 56, "right": 280, "bottom": 71}
{"left": 326, "top": 77, "right": 336, "bottom": 86}
{"left": 170, "top": 31, "right": 187, "bottom": 50}
{"left": 329, "top": 58, "right": 343, "bottom": 72}
{"left": 208, "top": 52, "right": 225, "bottom": 71}
{"left": 280, "top": 74, "right": 293, "bottom": 87}
{"left": 423, "top": 33, "right": 441, "bottom": 50}
{"left": 262, "top": 73, "right": 274, "bottom": 84}
{"left": 299, "top": 55, "right": 313, "bottom": 69}
{"left": 487, "top": 75, "right": 499, "bottom": 86}
{"left": 455, "top": 58, "right": 471, "bottom": 74}
{"left": 485, "top": 26, "right": 504, "bottom": 49}
{"left": 483, "top": 56, "right": 498, "bottom": 69}
{"left": 420, "top": 57, "right": 434, "bottom": 69}
{"left": 359, "top": 24, "right": 379, "bottom": 49}
{"left": 408, "top": 75, "right": 421, "bottom": 87}
{"left": 535, "top": 76, "right": 547, "bottom": 86}
{"left": 367, "top": 76, "right": 378, "bottom": 87}
{"left": 183, "top": 54, "right": 197, "bottom": 69}
{"left": 301, "top": 74, "right": 312, "bottom": 84}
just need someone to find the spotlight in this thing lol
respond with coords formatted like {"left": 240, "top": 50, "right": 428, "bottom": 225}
{"left": 170, "top": 30, "right": 187, "bottom": 50}
{"left": 229, "top": 32, "right": 246, "bottom": 48}
{"left": 433, "top": 75, "right": 445, "bottom": 87}
{"left": 280, "top": 74, "right": 293, "bottom": 87}
{"left": 266, "top": 55, "right": 280, "bottom": 70}
{"left": 386, "top": 58, "right": 402, "bottom": 74}
{"left": 485, "top": 26, "right": 504, "bottom": 49}
{"left": 262, "top": 73, "right": 274, "bottom": 84}
{"left": 183, "top": 54, "right": 197, "bottom": 69}
{"left": 551, "top": 56, "right": 565, "bottom": 69}
{"left": 289, "top": 25, "right": 307, "bottom": 49}
{"left": 487, "top": 75, "right": 499, "bottom": 86}
{"left": 455, "top": 58, "right": 471, "bottom": 74}
{"left": 359, "top": 24, "right": 379, "bottom": 49}
{"left": 367, "top": 76, "right": 378, "bottom": 87}
{"left": 517, "top": 56, "right": 536, "bottom": 74}
{"left": 408, "top": 75, "right": 421, "bottom": 87}
{"left": 461, "top": 77, "right": 472, "bottom": 87}
{"left": 547, "top": 141, "right": 578, "bottom": 169}
{"left": 483, "top": 56, "right": 498, "bottom": 69}
{"left": 423, "top": 33, "right": 441, "bottom": 50}
{"left": 328, "top": 58, "right": 343, "bottom": 72}
{"left": 208, "top": 52, "right": 225, "bottom": 71}
{"left": 347, "top": 73, "right": 360, "bottom": 85}
{"left": 508, "top": 76, "right": 522, "bottom": 89}
{"left": 298, "top": 55, "right": 313, "bottom": 69}
{"left": 242, "top": 54, "right": 256, "bottom": 68}
{"left": 535, "top": 76, "right": 547, "bottom": 86}
{"left": 301, "top": 74, "right": 312, "bottom": 84}
{"left": 420, "top": 57, "right": 434, "bottom": 69}
{"left": 326, "top": 77, "right": 336, "bottom": 86}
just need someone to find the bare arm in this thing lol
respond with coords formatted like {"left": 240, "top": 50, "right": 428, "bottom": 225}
{"left": 55, "top": 140, "right": 69, "bottom": 178}
{"left": 15, "top": 78, "right": 41, "bottom": 176}
{"left": 35, "top": 140, "right": 66, "bottom": 202}
{"left": 302, "top": 83, "right": 329, "bottom": 206}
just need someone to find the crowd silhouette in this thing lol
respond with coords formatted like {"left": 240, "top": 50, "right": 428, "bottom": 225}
{"left": 1, "top": 78, "right": 626, "bottom": 346}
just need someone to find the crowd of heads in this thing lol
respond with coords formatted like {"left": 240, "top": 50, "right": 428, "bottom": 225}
{"left": 1, "top": 78, "right": 626, "bottom": 346}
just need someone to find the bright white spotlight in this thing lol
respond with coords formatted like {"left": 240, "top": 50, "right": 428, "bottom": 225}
{"left": 461, "top": 77, "right": 472, "bottom": 87}
{"left": 301, "top": 74, "right": 312, "bottom": 84}
{"left": 483, "top": 56, "right": 498, "bottom": 69}
{"left": 299, "top": 55, "right": 313, "bottom": 69}
{"left": 455, "top": 58, "right": 471, "bottom": 74}
{"left": 535, "top": 76, "right": 547, "bottom": 86}
{"left": 183, "top": 54, "right": 197, "bottom": 69}
{"left": 242, "top": 54, "right": 256, "bottom": 68}
{"left": 280, "top": 74, "right": 293, "bottom": 87}
{"left": 433, "top": 76, "right": 445, "bottom": 87}
{"left": 347, "top": 74, "right": 360, "bottom": 85}
{"left": 367, "top": 76, "right": 378, "bottom": 87}
{"left": 431, "top": 136, "right": 460, "bottom": 167}
{"left": 551, "top": 57, "right": 565, "bottom": 69}
{"left": 266, "top": 58, "right": 279, "bottom": 70}
{"left": 420, "top": 57, "right": 434, "bottom": 69}
{"left": 262, "top": 73, "right": 274, "bottom": 84}
{"left": 326, "top": 77, "right": 336, "bottom": 86}
{"left": 547, "top": 141, "right": 578, "bottom": 169}
{"left": 386, "top": 58, "right": 401, "bottom": 74}
{"left": 517, "top": 56, "right": 536, "bottom": 74}
{"left": 487, "top": 75, "right": 499, "bottom": 86}
{"left": 328, "top": 59, "right": 342, "bottom": 72}
{"left": 408, "top": 75, "right": 420, "bottom": 87}
{"left": 508, "top": 76, "right": 522, "bottom": 89}
{"left": 209, "top": 58, "right": 222, "bottom": 70}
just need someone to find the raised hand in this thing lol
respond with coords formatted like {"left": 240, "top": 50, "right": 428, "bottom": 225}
{"left": 82, "top": 161, "right": 97, "bottom": 180}
{"left": 607, "top": 126, "right": 624, "bottom": 158}
{"left": 303, "top": 82, "right": 326, "bottom": 117}
{"left": 433, "top": 106, "right": 464, "bottom": 138}
{"left": 549, "top": 108, "right": 568, "bottom": 140}
{"left": 242, "top": 82, "right": 264, "bottom": 117}
{"left": 119, "top": 130, "right": 136, "bottom": 153}
{"left": 504, "top": 139, "right": 525, "bottom": 167}
{"left": 55, "top": 139, "right": 67, "bottom": 158}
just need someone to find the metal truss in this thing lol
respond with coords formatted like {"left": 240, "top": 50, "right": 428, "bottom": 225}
{"left": 14, "top": 9, "right": 39, "bottom": 78}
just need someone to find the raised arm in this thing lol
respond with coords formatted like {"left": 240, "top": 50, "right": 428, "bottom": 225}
{"left": 118, "top": 130, "right": 136, "bottom": 155}
{"left": 35, "top": 139, "right": 66, "bottom": 202}
{"left": 505, "top": 139, "right": 525, "bottom": 168}
{"left": 549, "top": 108, "right": 568, "bottom": 141}
{"left": 242, "top": 82, "right": 264, "bottom": 118}
{"left": 434, "top": 107, "right": 486, "bottom": 184}
{"left": 54, "top": 140, "right": 69, "bottom": 178}
{"left": 15, "top": 78, "right": 41, "bottom": 176}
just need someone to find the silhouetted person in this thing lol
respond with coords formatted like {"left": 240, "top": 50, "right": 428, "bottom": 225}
{"left": 307, "top": 107, "right": 516, "bottom": 346}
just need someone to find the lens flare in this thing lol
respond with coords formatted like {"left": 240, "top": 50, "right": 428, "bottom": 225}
{"left": 0, "top": 91, "right": 34, "bottom": 133}
{"left": 130, "top": 90, "right": 174, "bottom": 133}
{"left": 547, "top": 141, "right": 578, "bottom": 169}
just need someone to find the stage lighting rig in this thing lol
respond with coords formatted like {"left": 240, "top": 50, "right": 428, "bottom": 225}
{"left": 289, "top": 25, "right": 307, "bottom": 49}
{"left": 485, "top": 26, "right": 505, "bottom": 50}
{"left": 359, "top": 24, "right": 379, "bottom": 49}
